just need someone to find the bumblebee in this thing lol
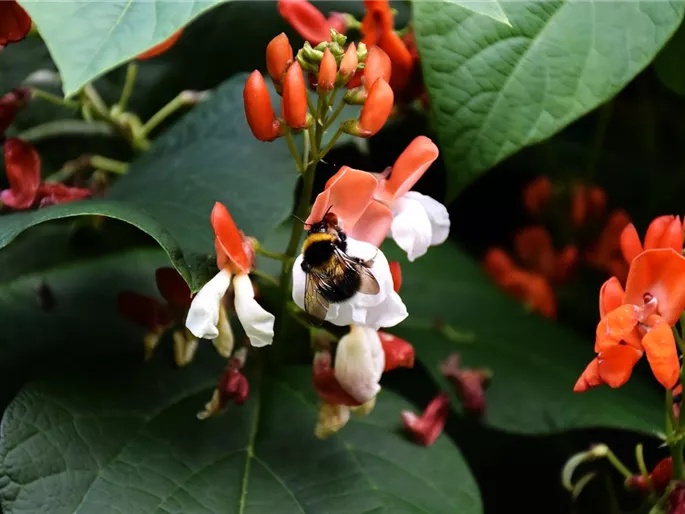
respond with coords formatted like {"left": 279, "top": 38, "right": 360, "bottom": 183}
{"left": 300, "top": 209, "right": 380, "bottom": 320}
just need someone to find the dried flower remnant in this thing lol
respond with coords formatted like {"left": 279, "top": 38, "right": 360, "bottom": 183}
{"left": 440, "top": 353, "right": 491, "bottom": 415}
{"left": 197, "top": 348, "right": 250, "bottom": 419}
{"left": 401, "top": 392, "right": 449, "bottom": 447}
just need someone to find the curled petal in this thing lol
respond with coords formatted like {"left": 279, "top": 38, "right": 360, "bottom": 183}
{"left": 599, "top": 276, "right": 625, "bottom": 318}
{"left": 211, "top": 202, "right": 251, "bottom": 273}
{"left": 361, "top": 0, "right": 394, "bottom": 44}
{"left": 573, "top": 358, "right": 603, "bottom": 393}
{"left": 315, "top": 403, "right": 351, "bottom": 439}
{"left": 136, "top": 29, "right": 183, "bottom": 60}
{"left": 346, "top": 199, "right": 393, "bottom": 247}
{"left": 390, "top": 194, "right": 432, "bottom": 262}
{"left": 388, "top": 261, "right": 402, "bottom": 293}
{"left": 155, "top": 267, "right": 192, "bottom": 307}
{"left": 232, "top": 273, "right": 275, "bottom": 347}
{"left": 266, "top": 32, "right": 293, "bottom": 85}
{"left": 185, "top": 269, "right": 232, "bottom": 339}
{"left": 1, "top": 138, "right": 40, "bottom": 210}
{"left": 379, "top": 136, "right": 439, "bottom": 201}
{"left": 603, "top": 304, "right": 640, "bottom": 340}
{"left": 404, "top": 192, "right": 450, "bottom": 246}
{"left": 334, "top": 325, "right": 385, "bottom": 403}
{"left": 620, "top": 223, "right": 643, "bottom": 264}
{"left": 0, "top": 2, "right": 32, "bottom": 45}
{"left": 282, "top": 62, "right": 309, "bottom": 129}
{"left": 358, "top": 78, "right": 393, "bottom": 136}
{"left": 400, "top": 392, "right": 449, "bottom": 447}
{"left": 597, "top": 344, "right": 643, "bottom": 388}
{"left": 278, "top": 0, "right": 331, "bottom": 44}
{"left": 363, "top": 46, "right": 392, "bottom": 92}
{"left": 379, "top": 331, "right": 414, "bottom": 371}
{"left": 307, "top": 166, "right": 378, "bottom": 229}
{"left": 642, "top": 315, "right": 679, "bottom": 389}
{"left": 36, "top": 183, "right": 90, "bottom": 208}
{"left": 624, "top": 248, "right": 685, "bottom": 326}
{"left": 243, "top": 71, "right": 281, "bottom": 142}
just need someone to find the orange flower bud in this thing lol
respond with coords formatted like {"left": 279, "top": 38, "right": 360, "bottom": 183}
{"left": 282, "top": 62, "right": 309, "bottom": 130}
{"left": 364, "top": 46, "right": 392, "bottom": 92}
{"left": 357, "top": 78, "right": 393, "bottom": 136}
{"left": 137, "top": 29, "right": 183, "bottom": 60}
{"left": 266, "top": 33, "right": 293, "bottom": 87}
{"left": 318, "top": 48, "right": 337, "bottom": 92}
{"left": 243, "top": 71, "right": 281, "bottom": 142}
{"left": 338, "top": 43, "right": 359, "bottom": 83}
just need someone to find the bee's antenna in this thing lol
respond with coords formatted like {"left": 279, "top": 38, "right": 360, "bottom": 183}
{"left": 292, "top": 213, "right": 307, "bottom": 225}
{"left": 323, "top": 204, "right": 334, "bottom": 217}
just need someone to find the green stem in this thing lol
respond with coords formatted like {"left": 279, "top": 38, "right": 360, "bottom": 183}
{"left": 31, "top": 88, "right": 80, "bottom": 109}
{"left": 90, "top": 155, "right": 129, "bottom": 175}
{"left": 254, "top": 244, "right": 288, "bottom": 261}
{"left": 604, "top": 448, "right": 633, "bottom": 481}
{"left": 250, "top": 268, "right": 280, "bottom": 287}
{"left": 17, "top": 120, "right": 116, "bottom": 142}
{"left": 317, "top": 127, "right": 344, "bottom": 160}
{"left": 635, "top": 444, "right": 654, "bottom": 496}
{"left": 322, "top": 101, "right": 346, "bottom": 131}
{"left": 668, "top": 387, "right": 677, "bottom": 435}
{"left": 141, "top": 91, "right": 199, "bottom": 137}
{"left": 284, "top": 132, "right": 304, "bottom": 173}
{"left": 114, "top": 62, "right": 138, "bottom": 115}
{"left": 82, "top": 84, "right": 110, "bottom": 119}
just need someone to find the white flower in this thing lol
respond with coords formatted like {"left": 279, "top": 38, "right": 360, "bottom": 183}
{"left": 292, "top": 238, "right": 408, "bottom": 329}
{"left": 186, "top": 270, "right": 275, "bottom": 348}
{"left": 389, "top": 191, "right": 450, "bottom": 262}
{"left": 334, "top": 325, "right": 385, "bottom": 403}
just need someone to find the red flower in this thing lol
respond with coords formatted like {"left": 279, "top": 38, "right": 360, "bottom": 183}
{"left": 522, "top": 176, "right": 553, "bottom": 216}
{"left": 0, "top": 88, "right": 30, "bottom": 135}
{"left": 585, "top": 209, "right": 631, "bottom": 283}
{"left": 400, "top": 392, "right": 449, "bottom": 446}
{"left": 513, "top": 226, "right": 578, "bottom": 284}
{"left": 136, "top": 29, "right": 183, "bottom": 60}
{"left": 621, "top": 215, "right": 684, "bottom": 265}
{"left": 575, "top": 249, "right": 685, "bottom": 392}
{"left": 313, "top": 349, "right": 362, "bottom": 406}
{"left": 670, "top": 483, "right": 685, "bottom": 514}
{"left": 626, "top": 457, "right": 673, "bottom": 494}
{"left": 278, "top": 0, "right": 346, "bottom": 45}
{"left": 379, "top": 331, "right": 414, "bottom": 371}
{"left": 0, "top": 1, "right": 31, "bottom": 46}
{"left": 440, "top": 353, "right": 491, "bottom": 415}
{"left": 1, "top": 139, "right": 91, "bottom": 210}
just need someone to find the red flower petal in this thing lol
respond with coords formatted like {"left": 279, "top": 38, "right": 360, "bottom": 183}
{"left": 155, "top": 267, "right": 192, "bottom": 307}
{"left": 1, "top": 138, "right": 40, "bottom": 209}
{"left": 620, "top": 223, "right": 643, "bottom": 264}
{"left": 313, "top": 351, "right": 362, "bottom": 406}
{"left": 513, "top": 226, "right": 556, "bottom": 278}
{"left": 597, "top": 344, "right": 643, "bottom": 388}
{"left": 573, "top": 358, "right": 603, "bottom": 392}
{"left": 0, "top": 1, "right": 31, "bottom": 45}
{"left": 0, "top": 88, "right": 30, "bottom": 134}
{"left": 266, "top": 33, "right": 293, "bottom": 85}
{"left": 282, "top": 62, "right": 309, "bottom": 129}
{"left": 278, "top": 0, "right": 331, "bottom": 44}
{"left": 136, "top": 29, "right": 183, "bottom": 60}
{"left": 117, "top": 291, "right": 170, "bottom": 328}
{"left": 346, "top": 198, "right": 393, "bottom": 247}
{"left": 378, "top": 136, "right": 439, "bottom": 201}
{"left": 522, "top": 176, "right": 553, "bottom": 216}
{"left": 363, "top": 45, "right": 392, "bottom": 93}
{"left": 388, "top": 261, "right": 402, "bottom": 293}
{"left": 644, "top": 216, "right": 674, "bottom": 250}
{"left": 642, "top": 315, "right": 679, "bottom": 389}
{"left": 400, "top": 392, "right": 449, "bottom": 446}
{"left": 624, "top": 248, "right": 685, "bottom": 326}
{"left": 599, "top": 276, "right": 625, "bottom": 318}
{"left": 211, "top": 202, "right": 251, "bottom": 273}
{"left": 379, "top": 331, "right": 414, "bottom": 370}
{"left": 36, "top": 183, "right": 90, "bottom": 207}
{"left": 243, "top": 70, "right": 281, "bottom": 142}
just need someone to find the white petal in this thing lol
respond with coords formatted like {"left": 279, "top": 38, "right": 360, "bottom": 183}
{"left": 233, "top": 273, "right": 275, "bottom": 347}
{"left": 334, "top": 325, "right": 385, "bottom": 404}
{"left": 404, "top": 191, "right": 450, "bottom": 246}
{"left": 185, "top": 269, "right": 232, "bottom": 339}
{"left": 292, "top": 239, "right": 407, "bottom": 330}
{"left": 390, "top": 196, "right": 432, "bottom": 262}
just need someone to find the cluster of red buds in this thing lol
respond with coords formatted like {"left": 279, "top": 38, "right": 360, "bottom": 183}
{"left": 483, "top": 176, "right": 637, "bottom": 319}
{"left": 244, "top": 28, "right": 394, "bottom": 142}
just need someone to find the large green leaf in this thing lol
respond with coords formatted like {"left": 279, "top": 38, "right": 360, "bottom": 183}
{"left": 413, "top": 0, "right": 685, "bottom": 200}
{"left": 384, "top": 241, "right": 662, "bottom": 436}
{"left": 0, "top": 74, "right": 297, "bottom": 292}
{"left": 0, "top": 349, "right": 482, "bottom": 513}
{"left": 654, "top": 18, "right": 685, "bottom": 95}
{"left": 17, "top": 0, "right": 227, "bottom": 98}
{"left": 443, "top": 0, "right": 510, "bottom": 25}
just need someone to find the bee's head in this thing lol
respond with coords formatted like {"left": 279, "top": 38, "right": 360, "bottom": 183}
{"left": 305, "top": 207, "right": 338, "bottom": 234}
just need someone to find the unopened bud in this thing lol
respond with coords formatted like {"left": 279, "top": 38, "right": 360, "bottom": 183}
{"left": 266, "top": 33, "right": 293, "bottom": 91}
{"left": 668, "top": 483, "right": 685, "bottom": 514}
{"left": 282, "top": 62, "right": 309, "bottom": 130}
{"left": 330, "top": 28, "right": 347, "bottom": 47}
{"left": 343, "top": 86, "right": 367, "bottom": 105}
{"left": 318, "top": 48, "right": 337, "bottom": 92}
{"left": 338, "top": 43, "right": 359, "bottom": 86}
{"left": 296, "top": 50, "right": 319, "bottom": 73}
{"left": 302, "top": 41, "right": 324, "bottom": 63}
{"left": 356, "top": 78, "right": 394, "bottom": 137}
{"left": 357, "top": 42, "right": 368, "bottom": 63}
{"left": 363, "top": 46, "right": 392, "bottom": 92}
{"left": 243, "top": 70, "right": 282, "bottom": 141}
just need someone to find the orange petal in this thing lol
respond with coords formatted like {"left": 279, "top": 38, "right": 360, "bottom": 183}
{"left": 378, "top": 30, "right": 413, "bottom": 92}
{"left": 363, "top": 46, "right": 392, "bottom": 92}
{"left": 513, "top": 226, "right": 556, "bottom": 278}
{"left": 574, "top": 358, "right": 603, "bottom": 392}
{"left": 211, "top": 202, "right": 251, "bottom": 273}
{"left": 522, "top": 176, "right": 553, "bottom": 216}
{"left": 307, "top": 166, "right": 378, "bottom": 230}
{"left": 620, "top": 223, "right": 643, "bottom": 264}
{"left": 599, "top": 276, "right": 625, "bottom": 318}
{"left": 379, "top": 331, "right": 415, "bottom": 371}
{"left": 483, "top": 247, "right": 515, "bottom": 283}
{"left": 278, "top": 0, "right": 332, "bottom": 45}
{"left": 644, "top": 216, "right": 673, "bottom": 250}
{"left": 317, "top": 47, "right": 337, "bottom": 91}
{"left": 378, "top": 135, "right": 439, "bottom": 201}
{"left": 388, "top": 261, "right": 402, "bottom": 293}
{"left": 660, "top": 216, "right": 684, "bottom": 253}
{"left": 137, "top": 29, "right": 183, "bottom": 60}
{"left": 346, "top": 199, "right": 393, "bottom": 247}
{"left": 595, "top": 318, "right": 621, "bottom": 352}
{"left": 642, "top": 315, "right": 680, "bottom": 389}
{"left": 624, "top": 248, "right": 685, "bottom": 326}
{"left": 570, "top": 183, "right": 587, "bottom": 227}
{"left": 588, "top": 186, "right": 607, "bottom": 218}
{"left": 604, "top": 304, "right": 640, "bottom": 340}
{"left": 598, "top": 345, "right": 643, "bottom": 388}
{"left": 358, "top": 78, "right": 393, "bottom": 136}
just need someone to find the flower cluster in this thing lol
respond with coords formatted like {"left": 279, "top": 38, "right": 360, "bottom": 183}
{"left": 483, "top": 176, "right": 633, "bottom": 319}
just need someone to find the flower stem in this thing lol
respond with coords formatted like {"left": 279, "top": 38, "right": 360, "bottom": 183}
{"left": 90, "top": 155, "right": 129, "bottom": 175}
{"left": 317, "top": 127, "right": 344, "bottom": 160}
{"left": 141, "top": 91, "right": 200, "bottom": 137}
{"left": 114, "top": 62, "right": 138, "bottom": 115}
{"left": 322, "top": 100, "right": 346, "bottom": 132}
{"left": 285, "top": 131, "right": 304, "bottom": 173}
{"left": 31, "top": 88, "right": 80, "bottom": 109}
{"left": 254, "top": 244, "right": 288, "bottom": 261}
{"left": 604, "top": 448, "right": 633, "bottom": 481}
{"left": 17, "top": 120, "right": 116, "bottom": 142}
{"left": 250, "top": 268, "right": 280, "bottom": 287}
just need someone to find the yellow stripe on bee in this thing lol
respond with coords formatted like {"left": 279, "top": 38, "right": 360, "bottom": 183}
{"left": 301, "top": 232, "right": 335, "bottom": 253}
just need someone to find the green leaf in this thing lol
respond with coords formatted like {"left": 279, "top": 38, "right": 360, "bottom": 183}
{"left": 413, "top": 1, "right": 685, "bottom": 200}
{"left": 654, "top": 18, "right": 685, "bottom": 95}
{"left": 385, "top": 241, "right": 662, "bottom": 436}
{"left": 17, "top": 0, "right": 227, "bottom": 98}
{"left": 440, "top": 0, "right": 510, "bottom": 26}
{"left": 0, "top": 75, "right": 297, "bottom": 292}
{"left": 0, "top": 351, "right": 482, "bottom": 513}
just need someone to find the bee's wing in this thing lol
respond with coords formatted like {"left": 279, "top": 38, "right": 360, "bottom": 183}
{"left": 337, "top": 250, "right": 380, "bottom": 295}
{"left": 304, "top": 272, "right": 330, "bottom": 320}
